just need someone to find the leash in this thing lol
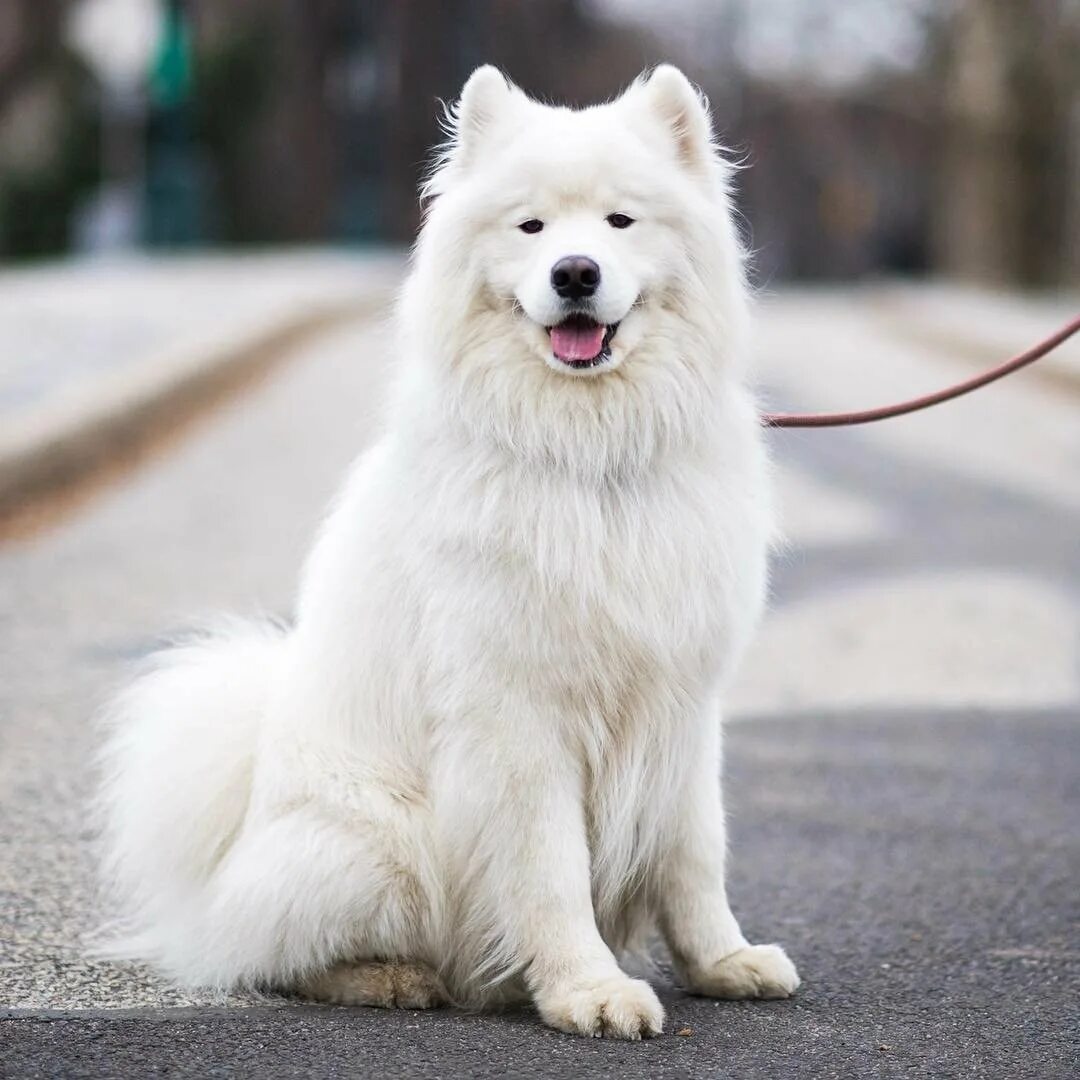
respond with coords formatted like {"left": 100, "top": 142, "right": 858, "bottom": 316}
{"left": 761, "top": 312, "right": 1080, "bottom": 429}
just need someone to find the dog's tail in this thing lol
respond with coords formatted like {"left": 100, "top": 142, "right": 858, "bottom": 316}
{"left": 94, "top": 618, "right": 286, "bottom": 970}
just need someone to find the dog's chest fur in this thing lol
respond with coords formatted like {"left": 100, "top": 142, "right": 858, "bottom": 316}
{"left": 420, "top": 443, "right": 768, "bottom": 700}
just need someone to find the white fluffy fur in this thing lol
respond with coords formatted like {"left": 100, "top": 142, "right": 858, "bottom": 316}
{"left": 97, "top": 65, "right": 799, "bottom": 1039}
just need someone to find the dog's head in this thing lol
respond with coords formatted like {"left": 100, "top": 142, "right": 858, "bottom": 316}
{"left": 404, "top": 66, "right": 749, "bottom": 468}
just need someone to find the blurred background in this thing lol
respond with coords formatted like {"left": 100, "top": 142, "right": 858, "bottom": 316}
{"left": 2, "top": 0, "right": 1078, "bottom": 285}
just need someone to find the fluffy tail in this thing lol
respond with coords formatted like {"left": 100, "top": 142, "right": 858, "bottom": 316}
{"left": 95, "top": 619, "right": 287, "bottom": 970}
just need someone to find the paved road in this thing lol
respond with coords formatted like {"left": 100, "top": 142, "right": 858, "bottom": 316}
{"left": 2, "top": 294, "right": 1077, "bottom": 1077}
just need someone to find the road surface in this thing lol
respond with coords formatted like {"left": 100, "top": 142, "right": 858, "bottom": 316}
{"left": 2, "top": 291, "right": 1077, "bottom": 1077}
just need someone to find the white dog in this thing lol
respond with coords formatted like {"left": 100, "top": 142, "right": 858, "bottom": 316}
{"left": 98, "top": 65, "right": 799, "bottom": 1039}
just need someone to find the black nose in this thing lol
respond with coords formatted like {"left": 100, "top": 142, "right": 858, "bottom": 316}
{"left": 551, "top": 256, "right": 601, "bottom": 300}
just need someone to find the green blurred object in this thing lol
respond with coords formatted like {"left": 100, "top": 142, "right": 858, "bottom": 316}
{"left": 150, "top": 0, "right": 193, "bottom": 109}
{"left": 144, "top": 0, "right": 204, "bottom": 247}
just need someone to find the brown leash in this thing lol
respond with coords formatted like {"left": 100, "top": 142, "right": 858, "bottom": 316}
{"left": 761, "top": 312, "right": 1080, "bottom": 429}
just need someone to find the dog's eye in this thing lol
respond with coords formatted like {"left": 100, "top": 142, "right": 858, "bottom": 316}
{"left": 518, "top": 219, "right": 544, "bottom": 234}
{"left": 606, "top": 213, "right": 634, "bottom": 229}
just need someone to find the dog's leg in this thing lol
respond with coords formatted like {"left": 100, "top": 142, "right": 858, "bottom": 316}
{"left": 443, "top": 707, "right": 665, "bottom": 1039}
{"left": 658, "top": 718, "right": 800, "bottom": 1000}
{"left": 300, "top": 960, "right": 448, "bottom": 1009}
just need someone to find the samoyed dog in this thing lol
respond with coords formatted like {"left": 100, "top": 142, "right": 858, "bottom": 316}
{"left": 98, "top": 65, "right": 799, "bottom": 1039}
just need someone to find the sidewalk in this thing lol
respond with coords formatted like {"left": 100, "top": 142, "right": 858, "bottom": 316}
{"left": 0, "top": 250, "right": 402, "bottom": 515}
{"left": 867, "top": 280, "right": 1080, "bottom": 392}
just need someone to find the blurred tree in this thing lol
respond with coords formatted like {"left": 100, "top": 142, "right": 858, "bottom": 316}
{"left": 193, "top": 20, "right": 272, "bottom": 243}
{"left": 935, "top": 0, "right": 1080, "bottom": 287}
{"left": 11, "top": 0, "right": 1072, "bottom": 284}
{"left": 0, "top": 0, "right": 65, "bottom": 104}
{"left": 186, "top": 0, "right": 660, "bottom": 244}
{"left": 0, "top": 0, "right": 102, "bottom": 258}
{"left": 191, "top": 0, "right": 352, "bottom": 244}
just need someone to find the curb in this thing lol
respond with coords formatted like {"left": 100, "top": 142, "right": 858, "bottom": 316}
{"left": 866, "top": 286, "right": 1080, "bottom": 397}
{"left": 0, "top": 292, "right": 389, "bottom": 521}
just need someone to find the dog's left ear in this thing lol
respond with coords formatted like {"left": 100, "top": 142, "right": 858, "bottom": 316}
{"left": 632, "top": 65, "right": 715, "bottom": 174}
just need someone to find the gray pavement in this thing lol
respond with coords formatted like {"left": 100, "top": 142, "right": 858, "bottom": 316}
{"left": 0, "top": 251, "right": 399, "bottom": 514}
{"left": 4, "top": 710, "right": 1077, "bottom": 1078}
{"left": 1, "top": 291, "right": 1078, "bottom": 1076}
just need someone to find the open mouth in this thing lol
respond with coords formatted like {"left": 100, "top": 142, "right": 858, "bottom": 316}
{"left": 547, "top": 314, "right": 619, "bottom": 369}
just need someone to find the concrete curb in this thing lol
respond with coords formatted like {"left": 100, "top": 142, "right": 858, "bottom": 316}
{"left": 0, "top": 292, "right": 389, "bottom": 518}
{"left": 866, "top": 284, "right": 1080, "bottom": 397}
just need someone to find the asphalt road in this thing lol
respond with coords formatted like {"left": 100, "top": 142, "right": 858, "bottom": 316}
{"left": 2, "top": 295, "right": 1078, "bottom": 1077}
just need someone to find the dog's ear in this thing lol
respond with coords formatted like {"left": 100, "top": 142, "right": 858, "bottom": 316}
{"left": 424, "top": 66, "right": 523, "bottom": 198}
{"left": 634, "top": 65, "right": 715, "bottom": 174}
{"left": 453, "top": 66, "right": 522, "bottom": 167}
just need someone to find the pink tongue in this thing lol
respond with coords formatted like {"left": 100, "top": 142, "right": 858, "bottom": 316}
{"left": 551, "top": 321, "right": 606, "bottom": 361}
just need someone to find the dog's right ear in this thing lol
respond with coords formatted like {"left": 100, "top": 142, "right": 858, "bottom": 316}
{"left": 452, "top": 66, "right": 522, "bottom": 168}
{"left": 425, "top": 67, "right": 521, "bottom": 200}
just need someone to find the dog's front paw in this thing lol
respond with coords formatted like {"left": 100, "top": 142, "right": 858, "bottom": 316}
{"left": 537, "top": 974, "right": 665, "bottom": 1040}
{"left": 690, "top": 944, "right": 800, "bottom": 1000}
